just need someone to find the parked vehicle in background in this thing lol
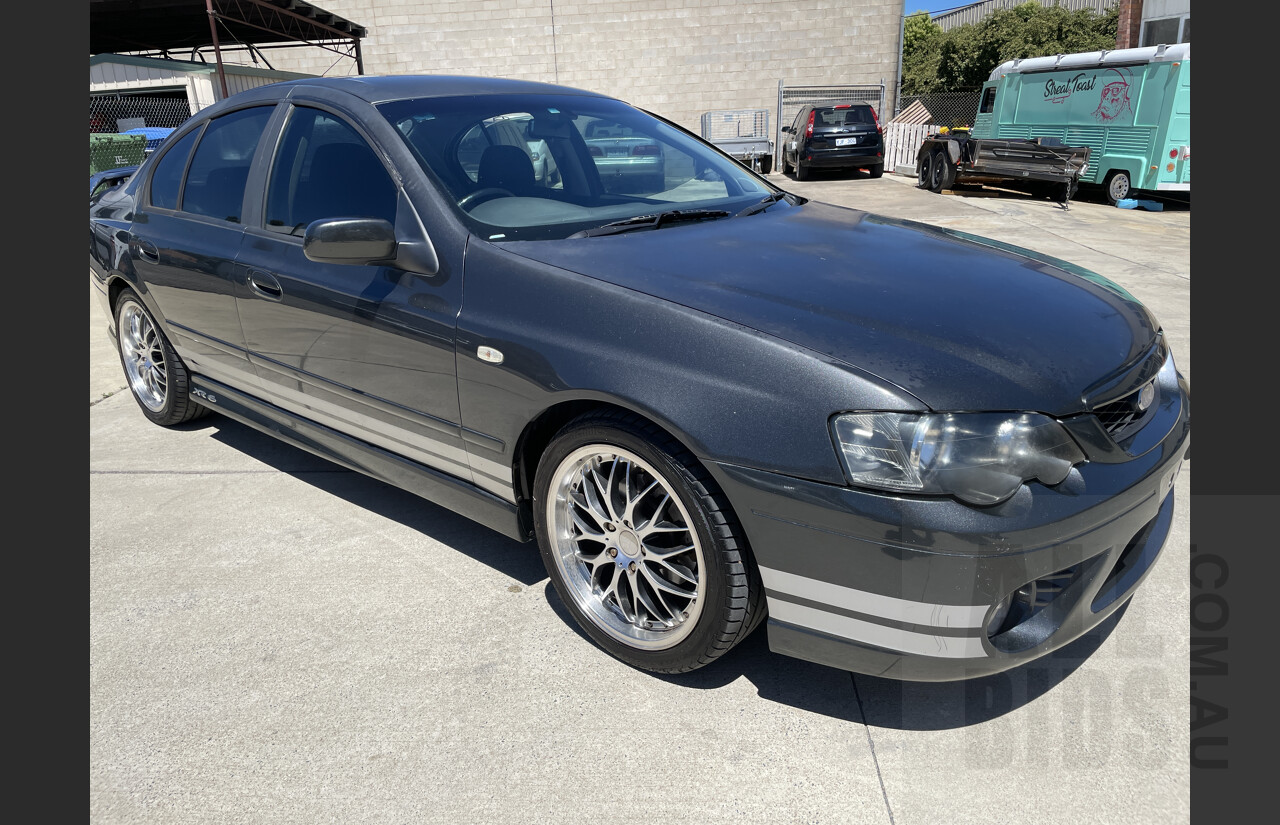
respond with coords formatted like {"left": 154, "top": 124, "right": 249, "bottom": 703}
{"left": 581, "top": 117, "right": 664, "bottom": 193}
{"left": 779, "top": 102, "right": 884, "bottom": 180}
{"left": 90, "top": 165, "right": 137, "bottom": 198}
{"left": 916, "top": 128, "right": 1090, "bottom": 204}
{"left": 970, "top": 43, "right": 1190, "bottom": 205}
{"left": 90, "top": 75, "right": 1189, "bottom": 682}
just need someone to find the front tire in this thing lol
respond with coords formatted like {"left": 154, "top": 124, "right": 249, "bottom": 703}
{"left": 115, "top": 291, "right": 207, "bottom": 426}
{"left": 533, "top": 411, "right": 764, "bottom": 674}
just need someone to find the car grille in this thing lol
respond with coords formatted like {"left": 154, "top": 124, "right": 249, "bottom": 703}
{"left": 1094, "top": 396, "right": 1143, "bottom": 436}
{"left": 1092, "top": 381, "right": 1156, "bottom": 440}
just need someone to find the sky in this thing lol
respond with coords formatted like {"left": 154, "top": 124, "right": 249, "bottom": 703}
{"left": 903, "top": 2, "right": 975, "bottom": 15}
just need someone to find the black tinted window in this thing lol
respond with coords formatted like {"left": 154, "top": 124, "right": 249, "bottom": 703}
{"left": 265, "top": 107, "right": 397, "bottom": 233}
{"left": 816, "top": 106, "right": 874, "bottom": 126}
{"left": 182, "top": 107, "right": 273, "bottom": 222}
{"left": 148, "top": 128, "right": 200, "bottom": 210}
{"left": 980, "top": 88, "right": 996, "bottom": 114}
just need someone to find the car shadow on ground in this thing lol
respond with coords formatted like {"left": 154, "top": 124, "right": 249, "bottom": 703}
{"left": 196, "top": 413, "right": 1127, "bottom": 731}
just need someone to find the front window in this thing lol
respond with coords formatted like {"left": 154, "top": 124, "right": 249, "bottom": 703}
{"left": 378, "top": 93, "right": 776, "bottom": 241}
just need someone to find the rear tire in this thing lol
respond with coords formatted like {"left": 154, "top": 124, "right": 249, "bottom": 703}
{"left": 758, "top": 155, "right": 772, "bottom": 175}
{"left": 795, "top": 159, "right": 810, "bottom": 181}
{"left": 868, "top": 163, "right": 884, "bottom": 179}
{"left": 1104, "top": 170, "right": 1131, "bottom": 206}
{"left": 533, "top": 410, "right": 765, "bottom": 674}
{"left": 927, "top": 149, "right": 955, "bottom": 193}
{"left": 917, "top": 153, "right": 932, "bottom": 188}
{"left": 115, "top": 290, "right": 208, "bottom": 427}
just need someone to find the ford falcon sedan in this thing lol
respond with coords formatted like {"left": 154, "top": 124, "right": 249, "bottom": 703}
{"left": 89, "top": 75, "right": 1189, "bottom": 680}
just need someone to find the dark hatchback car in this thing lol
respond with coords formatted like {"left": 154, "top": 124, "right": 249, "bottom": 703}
{"left": 90, "top": 76, "right": 1189, "bottom": 681}
{"left": 780, "top": 101, "right": 885, "bottom": 180}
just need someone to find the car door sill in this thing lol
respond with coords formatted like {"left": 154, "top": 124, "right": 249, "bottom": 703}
{"left": 188, "top": 376, "right": 532, "bottom": 542}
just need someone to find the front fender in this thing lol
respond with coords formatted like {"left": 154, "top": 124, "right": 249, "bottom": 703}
{"left": 455, "top": 240, "right": 925, "bottom": 498}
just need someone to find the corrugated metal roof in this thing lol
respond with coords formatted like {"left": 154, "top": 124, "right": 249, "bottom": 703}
{"left": 89, "top": 0, "right": 365, "bottom": 55}
{"left": 90, "top": 52, "right": 313, "bottom": 82}
{"left": 928, "top": 0, "right": 1118, "bottom": 32}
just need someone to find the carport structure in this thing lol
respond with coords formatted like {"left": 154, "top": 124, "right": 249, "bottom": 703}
{"left": 89, "top": 0, "right": 368, "bottom": 99}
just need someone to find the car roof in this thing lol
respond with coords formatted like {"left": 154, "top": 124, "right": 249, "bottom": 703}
{"left": 267, "top": 74, "right": 612, "bottom": 105}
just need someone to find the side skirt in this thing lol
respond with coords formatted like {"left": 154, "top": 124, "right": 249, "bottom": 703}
{"left": 189, "top": 376, "right": 532, "bottom": 543}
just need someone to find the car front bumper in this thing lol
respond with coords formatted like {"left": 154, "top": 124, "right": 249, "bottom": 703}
{"left": 706, "top": 373, "right": 1190, "bottom": 681}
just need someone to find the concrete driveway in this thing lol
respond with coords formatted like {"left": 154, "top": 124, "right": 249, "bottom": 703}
{"left": 90, "top": 172, "right": 1191, "bottom": 824}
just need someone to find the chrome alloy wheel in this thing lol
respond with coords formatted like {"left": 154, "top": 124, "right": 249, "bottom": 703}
{"left": 547, "top": 446, "right": 706, "bottom": 649}
{"left": 119, "top": 302, "right": 168, "bottom": 412}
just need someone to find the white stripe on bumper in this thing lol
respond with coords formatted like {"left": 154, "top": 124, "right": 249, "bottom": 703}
{"left": 1156, "top": 182, "right": 1190, "bottom": 190}
{"left": 768, "top": 600, "right": 988, "bottom": 659}
{"left": 759, "top": 566, "right": 989, "bottom": 628}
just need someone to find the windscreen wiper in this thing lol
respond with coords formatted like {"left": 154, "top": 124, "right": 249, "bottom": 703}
{"left": 734, "top": 191, "right": 790, "bottom": 217}
{"left": 568, "top": 209, "right": 732, "bottom": 238}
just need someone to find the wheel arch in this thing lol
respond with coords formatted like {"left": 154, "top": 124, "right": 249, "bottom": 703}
{"left": 513, "top": 397, "right": 701, "bottom": 509}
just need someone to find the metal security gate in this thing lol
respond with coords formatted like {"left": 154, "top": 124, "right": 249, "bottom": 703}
{"left": 775, "top": 81, "right": 885, "bottom": 171}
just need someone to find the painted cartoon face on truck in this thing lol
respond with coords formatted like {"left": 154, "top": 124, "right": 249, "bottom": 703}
{"left": 1094, "top": 70, "right": 1133, "bottom": 123}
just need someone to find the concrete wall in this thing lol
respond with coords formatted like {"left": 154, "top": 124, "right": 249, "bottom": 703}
{"left": 259, "top": 0, "right": 903, "bottom": 132}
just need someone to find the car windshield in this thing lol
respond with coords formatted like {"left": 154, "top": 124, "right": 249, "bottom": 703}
{"left": 377, "top": 93, "right": 777, "bottom": 241}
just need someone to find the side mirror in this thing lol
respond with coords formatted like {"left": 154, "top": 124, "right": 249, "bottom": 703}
{"left": 303, "top": 218, "right": 397, "bottom": 265}
{"left": 780, "top": 126, "right": 792, "bottom": 134}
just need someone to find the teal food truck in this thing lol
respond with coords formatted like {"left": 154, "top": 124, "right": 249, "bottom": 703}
{"left": 970, "top": 43, "right": 1190, "bottom": 204}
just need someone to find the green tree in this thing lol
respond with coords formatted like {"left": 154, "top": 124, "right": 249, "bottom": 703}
{"left": 902, "top": 11, "right": 943, "bottom": 95}
{"left": 906, "top": 2, "right": 1119, "bottom": 93}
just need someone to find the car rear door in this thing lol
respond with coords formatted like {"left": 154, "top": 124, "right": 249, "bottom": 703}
{"left": 128, "top": 104, "right": 278, "bottom": 389}
{"left": 232, "top": 102, "right": 472, "bottom": 482}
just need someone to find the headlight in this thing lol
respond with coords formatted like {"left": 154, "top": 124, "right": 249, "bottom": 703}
{"left": 831, "top": 412, "right": 1086, "bottom": 506}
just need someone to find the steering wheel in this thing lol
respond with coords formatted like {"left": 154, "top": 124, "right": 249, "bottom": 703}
{"left": 458, "top": 187, "right": 515, "bottom": 210}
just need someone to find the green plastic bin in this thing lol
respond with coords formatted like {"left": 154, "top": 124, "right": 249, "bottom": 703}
{"left": 90, "top": 133, "right": 147, "bottom": 175}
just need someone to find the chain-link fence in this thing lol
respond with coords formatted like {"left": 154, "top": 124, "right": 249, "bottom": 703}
{"left": 896, "top": 89, "right": 983, "bottom": 129}
{"left": 90, "top": 91, "right": 195, "bottom": 134}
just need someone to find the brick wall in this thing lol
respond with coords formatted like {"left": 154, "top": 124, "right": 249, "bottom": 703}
{"left": 257, "top": 0, "right": 903, "bottom": 132}
{"left": 1116, "top": 0, "right": 1145, "bottom": 48}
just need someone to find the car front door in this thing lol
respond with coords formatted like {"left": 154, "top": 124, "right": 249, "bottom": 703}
{"left": 129, "top": 104, "right": 278, "bottom": 389}
{"left": 786, "top": 107, "right": 807, "bottom": 166}
{"left": 233, "top": 103, "right": 471, "bottom": 482}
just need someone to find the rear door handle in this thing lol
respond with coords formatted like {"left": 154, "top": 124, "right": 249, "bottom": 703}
{"left": 246, "top": 268, "right": 283, "bottom": 300}
{"left": 135, "top": 239, "right": 159, "bottom": 263}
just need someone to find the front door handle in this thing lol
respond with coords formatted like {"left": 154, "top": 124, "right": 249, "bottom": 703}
{"left": 135, "top": 238, "right": 159, "bottom": 263}
{"left": 246, "top": 268, "right": 283, "bottom": 300}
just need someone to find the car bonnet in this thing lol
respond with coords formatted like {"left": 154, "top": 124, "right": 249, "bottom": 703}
{"left": 495, "top": 201, "right": 1159, "bottom": 416}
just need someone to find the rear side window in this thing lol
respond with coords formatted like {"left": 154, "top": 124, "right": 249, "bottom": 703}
{"left": 147, "top": 128, "right": 200, "bottom": 210}
{"left": 181, "top": 107, "right": 273, "bottom": 223}
{"left": 265, "top": 107, "right": 397, "bottom": 233}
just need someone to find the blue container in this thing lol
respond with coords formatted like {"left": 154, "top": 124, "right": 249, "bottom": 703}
{"left": 122, "top": 127, "right": 176, "bottom": 153}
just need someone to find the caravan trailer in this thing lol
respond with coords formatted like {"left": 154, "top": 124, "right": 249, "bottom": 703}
{"left": 971, "top": 44, "right": 1190, "bottom": 204}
